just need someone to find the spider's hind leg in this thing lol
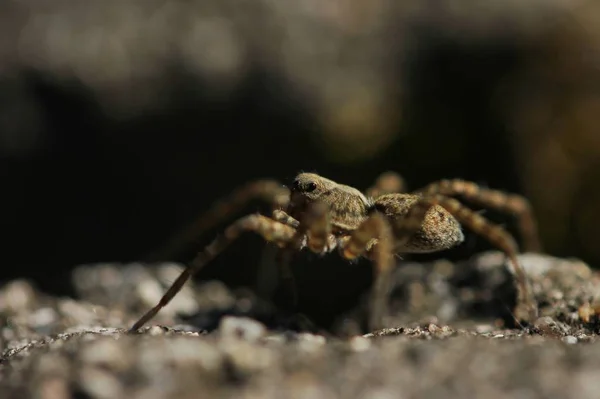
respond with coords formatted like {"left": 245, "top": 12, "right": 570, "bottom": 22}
{"left": 366, "top": 171, "right": 406, "bottom": 198}
{"left": 395, "top": 194, "right": 538, "bottom": 325}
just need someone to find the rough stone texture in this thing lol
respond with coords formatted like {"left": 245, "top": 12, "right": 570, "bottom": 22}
{"left": 2, "top": 252, "right": 600, "bottom": 398}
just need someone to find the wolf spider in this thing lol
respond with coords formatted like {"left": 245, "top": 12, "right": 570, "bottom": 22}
{"left": 129, "top": 171, "right": 541, "bottom": 333}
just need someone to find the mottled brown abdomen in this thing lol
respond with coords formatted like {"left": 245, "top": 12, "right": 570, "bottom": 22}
{"left": 373, "top": 194, "right": 465, "bottom": 253}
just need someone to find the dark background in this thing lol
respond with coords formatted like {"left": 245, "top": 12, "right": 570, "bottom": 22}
{"left": 2, "top": 1, "right": 600, "bottom": 327}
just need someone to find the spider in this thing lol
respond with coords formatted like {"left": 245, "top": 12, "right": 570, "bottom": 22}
{"left": 129, "top": 172, "right": 541, "bottom": 333}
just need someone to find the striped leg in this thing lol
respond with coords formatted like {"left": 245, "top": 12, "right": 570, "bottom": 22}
{"left": 145, "top": 181, "right": 290, "bottom": 261}
{"left": 395, "top": 195, "right": 538, "bottom": 323}
{"left": 129, "top": 214, "right": 296, "bottom": 332}
{"left": 416, "top": 179, "right": 541, "bottom": 252}
{"left": 340, "top": 212, "right": 395, "bottom": 331}
{"left": 366, "top": 171, "right": 406, "bottom": 198}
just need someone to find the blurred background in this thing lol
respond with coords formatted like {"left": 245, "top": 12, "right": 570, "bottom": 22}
{"left": 2, "top": 1, "right": 600, "bottom": 327}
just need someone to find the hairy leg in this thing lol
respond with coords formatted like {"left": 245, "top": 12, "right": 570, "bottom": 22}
{"left": 129, "top": 214, "right": 296, "bottom": 332}
{"left": 145, "top": 180, "right": 290, "bottom": 261}
{"left": 272, "top": 209, "right": 300, "bottom": 228}
{"left": 274, "top": 202, "right": 334, "bottom": 305}
{"left": 366, "top": 171, "right": 406, "bottom": 198}
{"left": 395, "top": 194, "right": 538, "bottom": 324}
{"left": 415, "top": 179, "right": 541, "bottom": 252}
{"left": 340, "top": 212, "right": 395, "bottom": 331}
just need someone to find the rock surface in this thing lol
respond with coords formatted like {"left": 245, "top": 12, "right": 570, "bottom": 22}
{"left": 1, "top": 252, "right": 600, "bottom": 398}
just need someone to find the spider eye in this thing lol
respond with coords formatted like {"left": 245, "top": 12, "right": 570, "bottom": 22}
{"left": 291, "top": 178, "right": 318, "bottom": 193}
{"left": 306, "top": 182, "right": 317, "bottom": 192}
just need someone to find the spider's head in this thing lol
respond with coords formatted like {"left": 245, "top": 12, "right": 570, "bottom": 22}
{"left": 289, "top": 173, "right": 337, "bottom": 204}
{"left": 288, "top": 172, "right": 344, "bottom": 221}
{"left": 289, "top": 173, "right": 371, "bottom": 230}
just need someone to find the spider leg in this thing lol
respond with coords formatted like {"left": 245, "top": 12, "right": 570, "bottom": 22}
{"left": 272, "top": 209, "right": 300, "bottom": 228}
{"left": 339, "top": 212, "right": 395, "bottom": 331}
{"left": 302, "top": 202, "right": 335, "bottom": 254}
{"left": 270, "top": 207, "right": 301, "bottom": 301}
{"left": 415, "top": 179, "right": 541, "bottom": 253}
{"left": 275, "top": 202, "right": 334, "bottom": 305}
{"left": 145, "top": 180, "right": 290, "bottom": 261}
{"left": 366, "top": 171, "right": 406, "bottom": 198}
{"left": 396, "top": 194, "right": 538, "bottom": 324}
{"left": 129, "top": 214, "right": 296, "bottom": 332}
{"left": 271, "top": 222, "right": 307, "bottom": 306}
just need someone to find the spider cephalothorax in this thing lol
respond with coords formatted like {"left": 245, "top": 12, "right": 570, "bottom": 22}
{"left": 130, "top": 171, "right": 541, "bottom": 333}
{"left": 288, "top": 172, "right": 372, "bottom": 232}
{"left": 287, "top": 173, "right": 464, "bottom": 253}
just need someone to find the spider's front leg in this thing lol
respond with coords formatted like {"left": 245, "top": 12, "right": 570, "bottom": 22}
{"left": 272, "top": 209, "right": 300, "bottom": 228}
{"left": 366, "top": 171, "right": 406, "bottom": 198}
{"left": 415, "top": 179, "right": 541, "bottom": 253}
{"left": 339, "top": 212, "right": 395, "bottom": 331}
{"left": 146, "top": 180, "right": 290, "bottom": 261}
{"left": 396, "top": 195, "right": 539, "bottom": 324}
{"left": 129, "top": 214, "right": 296, "bottom": 333}
{"left": 274, "top": 202, "right": 336, "bottom": 305}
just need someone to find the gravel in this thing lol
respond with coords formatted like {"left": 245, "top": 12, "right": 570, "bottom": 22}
{"left": 1, "top": 251, "right": 600, "bottom": 398}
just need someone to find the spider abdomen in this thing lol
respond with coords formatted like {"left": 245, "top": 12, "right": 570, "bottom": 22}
{"left": 373, "top": 194, "right": 464, "bottom": 253}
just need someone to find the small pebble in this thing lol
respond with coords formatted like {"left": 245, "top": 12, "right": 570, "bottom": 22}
{"left": 219, "top": 316, "right": 266, "bottom": 341}
{"left": 165, "top": 339, "right": 222, "bottom": 371}
{"left": 349, "top": 336, "right": 371, "bottom": 352}
{"left": 223, "top": 340, "right": 275, "bottom": 373}
{"left": 562, "top": 336, "right": 578, "bottom": 345}
{"left": 137, "top": 280, "right": 168, "bottom": 310}
{"left": 29, "top": 308, "right": 58, "bottom": 328}
{"left": 78, "top": 367, "right": 124, "bottom": 399}
{"left": 1, "top": 280, "right": 36, "bottom": 312}
{"left": 578, "top": 303, "right": 594, "bottom": 323}
{"left": 80, "top": 337, "right": 131, "bottom": 371}
{"left": 148, "top": 326, "right": 166, "bottom": 336}
{"left": 534, "top": 316, "right": 569, "bottom": 337}
{"left": 37, "top": 377, "right": 70, "bottom": 399}
{"left": 296, "top": 333, "right": 327, "bottom": 353}
{"left": 475, "top": 324, "right": 494, "bottom": 334}
{"left": 297, "top": 333, "right": 326, "bottom": 345}
{"left": 263, "top": 334, "right": 286, "bottom": 345}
